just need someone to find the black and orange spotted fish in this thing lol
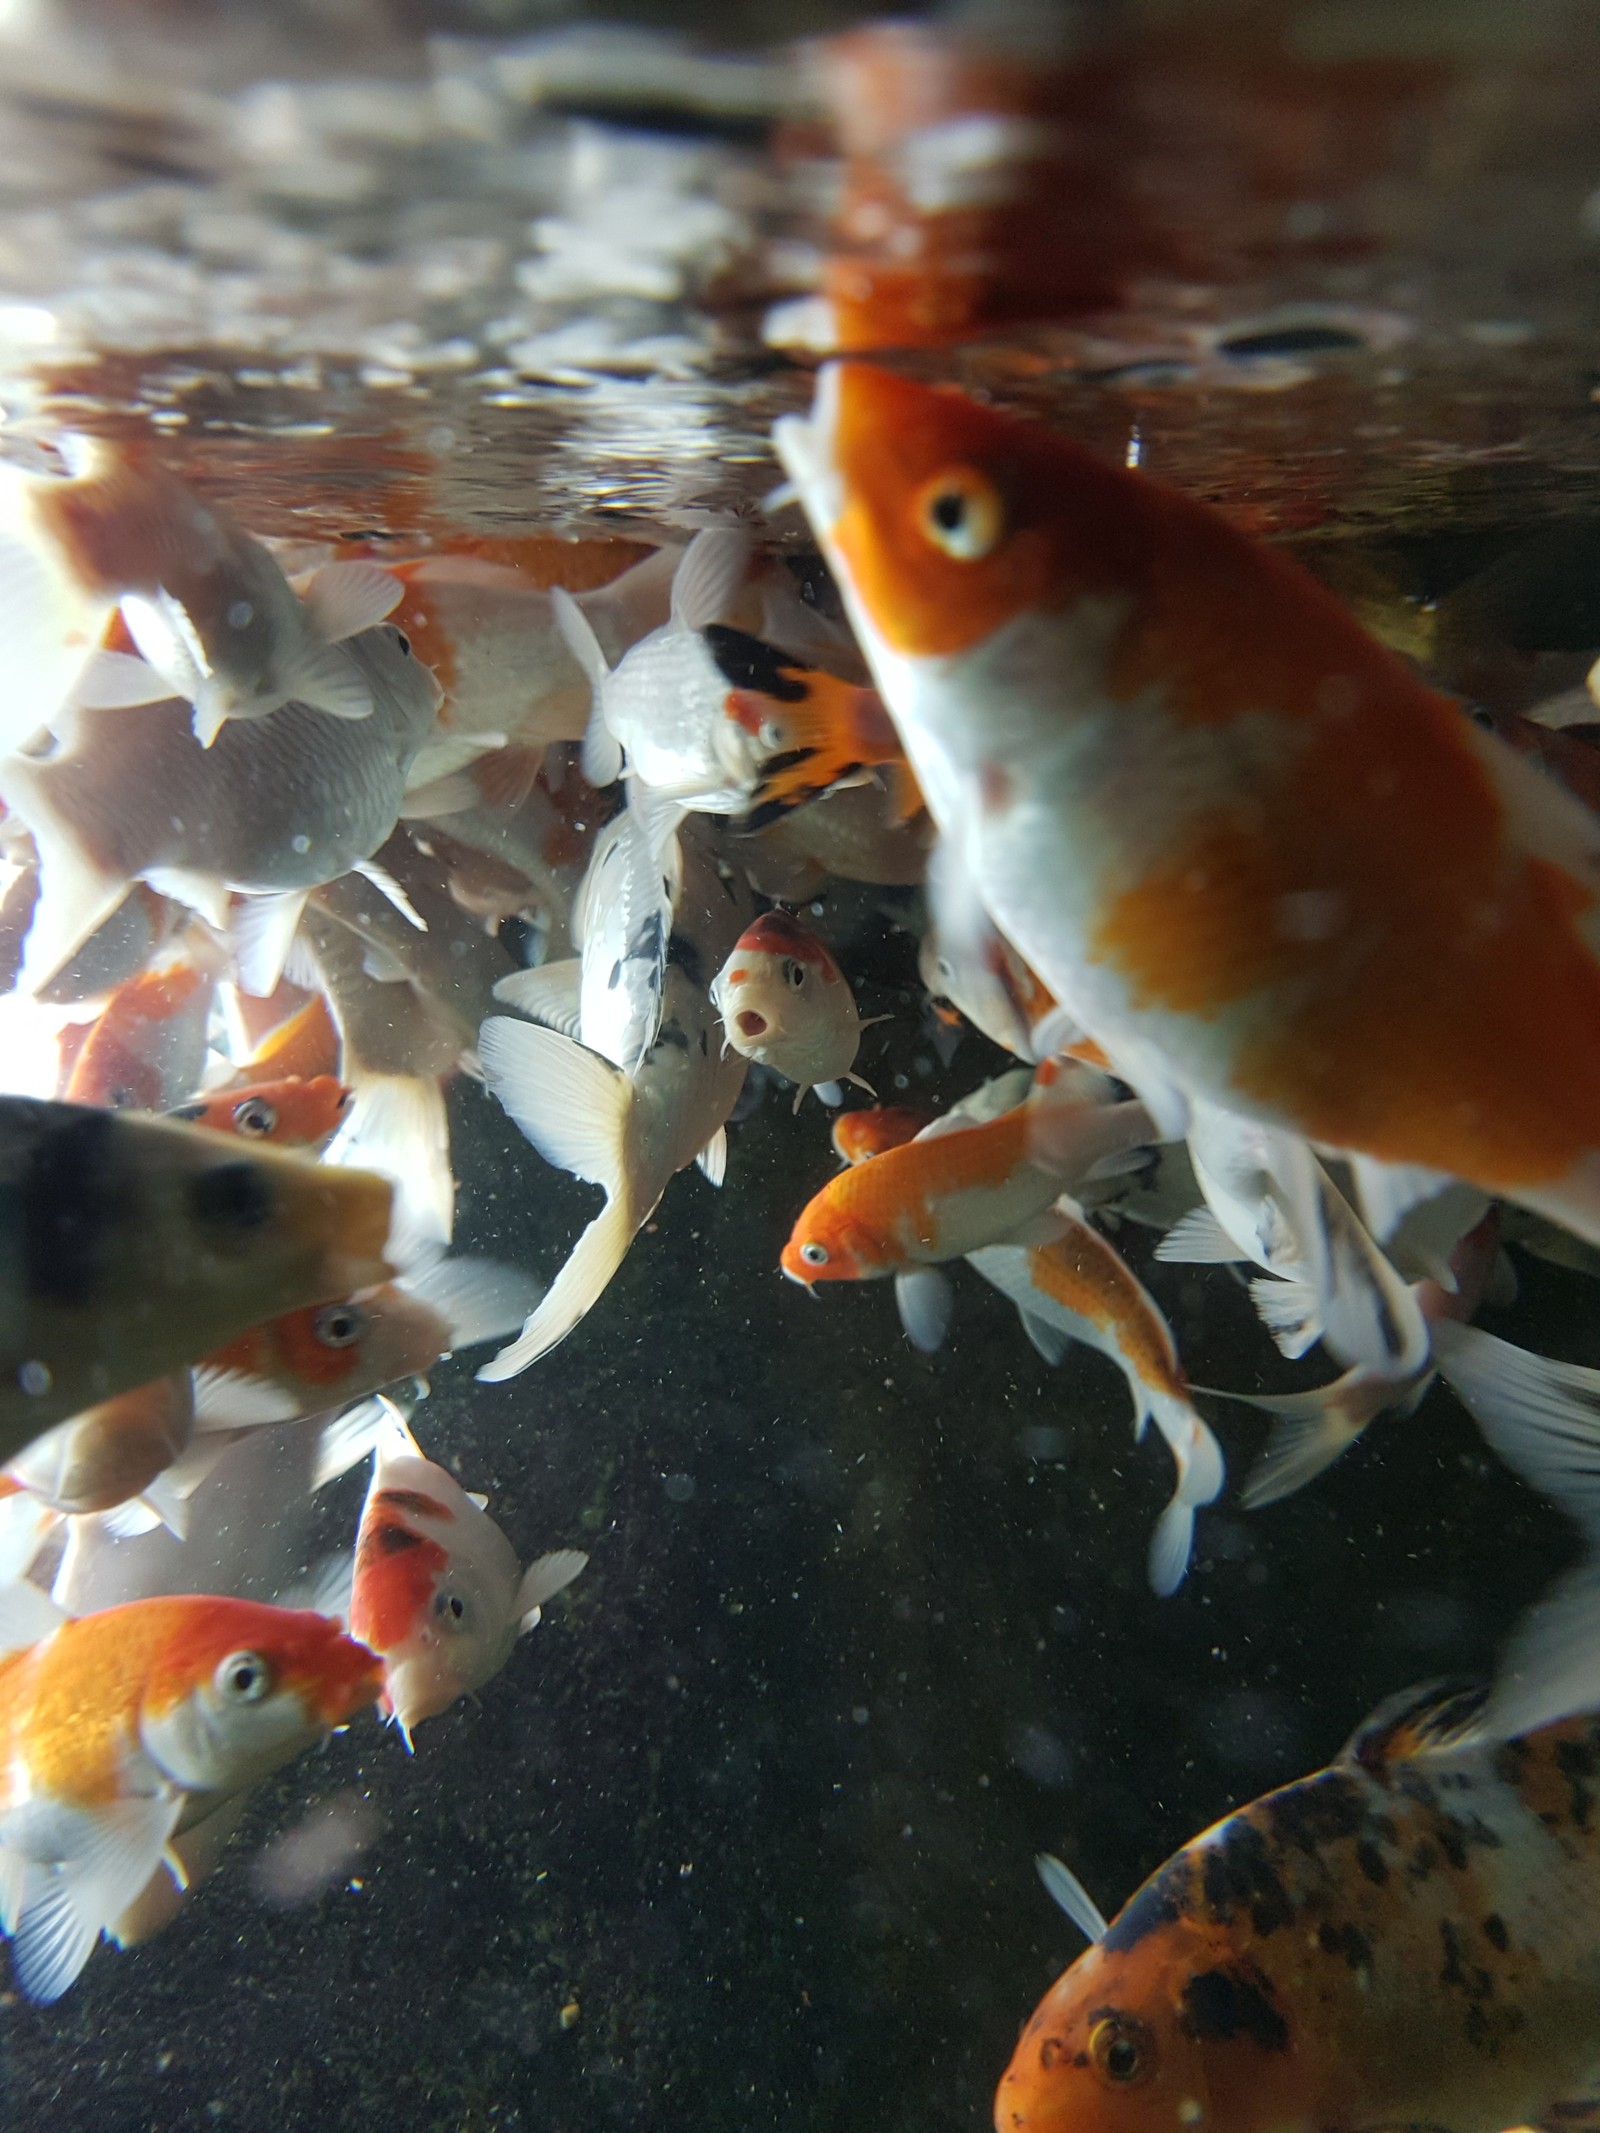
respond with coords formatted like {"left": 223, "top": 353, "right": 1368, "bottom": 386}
{"left": 997, "top": 1681, "right": 1600, "bottom": 2133}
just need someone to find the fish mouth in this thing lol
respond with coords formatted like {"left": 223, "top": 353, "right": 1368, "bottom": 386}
{"left": 736, "top": 1009, "right": 768, "bottom": 1038}
{"left": 779, "top": 1261, "right": 813, "bottom": 1292}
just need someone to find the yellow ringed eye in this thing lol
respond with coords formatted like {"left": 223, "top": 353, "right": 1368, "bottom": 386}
{"left": 913, "top": 466, "right": 1004, "bottom": 561}
{"left": 1088, "top": 2012, "right": 1154, "bottom": 2087}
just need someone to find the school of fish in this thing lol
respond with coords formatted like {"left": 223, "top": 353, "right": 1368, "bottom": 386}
{"left": 4, "top": 220, "right": 1600, "bottom": 2133}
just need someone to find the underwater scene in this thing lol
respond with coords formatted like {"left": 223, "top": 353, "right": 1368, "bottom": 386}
{"left": 4, "top": 0, "right": 1600, "bottom": 2127}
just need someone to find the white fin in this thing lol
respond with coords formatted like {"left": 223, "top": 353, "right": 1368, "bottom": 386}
{"left": 231, "top": 889, "right": 310, "bottom": 998}
{"left": 190, "top": 1366, "right": 302, "bottom": 1432}
{"left": 1481, "top": 1559, "right": 1600, "bottom": 1739}
{"left": 627, "top": 783, "right": 687, "bottom": 867}
{"left": 143, "top": 866, "right": 232, "bottom": 933}
{"left": 1147, "top": 1495, "right": 1197, "bottom": 1596}
{"left": 1525, "top": 686, "right": 1600, "bottom": 730}
{"left": 311, "top": 1398, "right": 394, "bottom": 1490}
{"left": 695, "top": 1127, "right": 728, "bottom": 1187}
{"left": 669, "top": 528, "right": 755, "bottom": 631}
{"left": 280, "top": 1548, "right": 354, "bottom": 1623}
{"left": 812, "top": 1080, "right": 845, "bottom": 1108}
{"left": 0, "top": 1498, "right": 56, "bottom": 1586}
{"left": 1018, "top": 1308, "right": 1070, "bottom": 1367}
{"left": 1154, "top": 1206, "right": 1247, "bottom": 1265}
{"left": 398, "top": 770, "right": 480, "bottom": 819}
{"left": 301, "top": 561, "right": 403, "bottom": 643}
{"left": 8, "top": 1791, "right": 184, "bottom": 2003}
{"left": 478, "top": 1195, "right": 637, "bottom": 1379}
{"left": 6, "top": 783, "right": 130, "bottom": 994}
{"left": 400, "top": 1257, "right": 542, "bottom": 1352}
{"left": 285, "top": 640, "right": 374, "bottom": 722}
{"left": 189, "top": 697, "right": 230, "bottom": 749}
{"left": 352, "top": 858, "right": 427, "bottom": 932}
{"left": 516, "top": 1547, "right": 588, "bottom": 1631}
{"left": 1034, "top": 1852, "right": 1107, "bottom": 1942}
{"left": 1248, "top": 1274, "right": 1323, "bottom": 1360}
{"left": 551, "top": 587, "right": 622, "bottom": 784}
{"left": 1431, "top": 1319, "right": 1600, "bottom": 1538}
{"left": 1231, "top": 1382, "right": 1380, "bottom": 1507}
{"left": 1315, "top": 1172, "right": 1432, "bottom": 1383}
{"left": 136, "top": 1469, "right": 191, "bottom": 1539}
{"left": 96, "top": 1499, "right": 163, "bottom": 1541}
{"left": 0, "top": 1577, "right": 67, "bottom": 1654}
{"left": 466, "top": 1490, "right": 489, "bottom": 1511}
{"left": 895, "top": 1267, "right": 953, "bottom": 1353}
{"left": 328, "top": 1072, "right": 453, "bottom": 1262}
{"left": 494, "top": 959, "right": 584, "bottom": 1041}
{"left": 477, "top": 1016, "right": 630, "bottom": 1196}
{"left": 581, "top": 696, "right": 624, "bottom": 789}
{"left": 1350, "top": 1158, "right": 1488, "bottom": 1286}
{"left": 66, "top": 649, "right": 175, "bottom": 710}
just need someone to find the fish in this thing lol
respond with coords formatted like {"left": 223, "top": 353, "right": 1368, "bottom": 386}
{"left": 1, "top": 623, "right": 442, "bottom": 993}
{"left": 0, "top": 1098, "right": 394, "bottom": 1461}
{"left": 166, "top": 1075, "right": 353, "bottom": 1151}
{"left": 58, "top": 937, "right": 221, "bottom": 1112}
{"left": 773, "top": 362, "right": 1600, "bottom": 1244}
{"left": 191, "top": 1258, "right": 539, "bottom": 1430}
{"left": 744, "top": 775, "right": 932, "bottom": 893}
{"left": 0, "top": 431, "right": 403, "bottom": 747}
{"left": 0, "top": 1586, "right": 381, "bottom": 1999}
{"left": 713, "top": 631, "right": 919, "bottom": 829}
{"left": 2, "top": 1374, "right": 194, "bottom": 1519}
{"left": 710, "top": 909, "right": 879, "bottom": 1109}
{"left": 994, "top": 1672, "right": 1600, "bottom": 2133}
{"left": 478, "top": 963, "right": 748, "bottom": 1375}
{"left": 349, "top": 1409, "right": 586, "bottom": 1743}
{"left": 831, "top": 1103, "right": 932, "bottom": 1164}
{"left": 969, "top": 1220, "right": 1225, "bottom": 1594}
{"left": 779, "top": 1063, "right": 1155, "bottom": 1293}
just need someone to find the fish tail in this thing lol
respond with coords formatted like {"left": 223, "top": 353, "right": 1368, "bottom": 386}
{"left": 477, "top": 1193, "right": 637, "bottom": 1379}
{"left": 1200, "top": 1371, "right": 1398, "bottom": 1508}
{"left": 1144, "top": 1389, "right": 1226, "bottom": 1596}
{"left": 550, "top": 586, "right": 622, "bottom": 788}
{"left": 326, "top": 1069, "right": 454, "bottom": 1268}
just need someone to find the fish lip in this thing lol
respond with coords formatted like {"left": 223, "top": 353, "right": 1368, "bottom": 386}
{"left": 779, "top": 1262, "right": 812, "bottom": 1291}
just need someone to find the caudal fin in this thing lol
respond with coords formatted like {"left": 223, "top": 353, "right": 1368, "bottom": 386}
{"left": 326, "top": 1070, "right": 453, "bottom": 1266}
{"left": 477, "top": 1195, "right": 638, "bottom": 1379}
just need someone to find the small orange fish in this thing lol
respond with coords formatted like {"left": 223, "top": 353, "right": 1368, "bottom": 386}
{"left": 0, "top": 1590, "right": 380, "bottom": 2000}
{"left": 168, "top": 1075, "right": 352, "bottom": 1150}
{"left": 711, "top": 909, "right": 878, "bottom": 1109}
{"left": 349, "top": 1410, "right": 585, "bottom": 1744}
{"left": 229, "top": 989, "right": 343, "bottom": 1084}
{"left": 775, "top": 362, "right": 1600, "bottom": 1244}
{"left": 997, "top": 1682, "right": 1600, "bottom": 2133}
{"left": 60, "top": 950, "right": 217, "bottom": 1112}
{"left": 831, "top": 1103, "right": 932, "bottom": 1164}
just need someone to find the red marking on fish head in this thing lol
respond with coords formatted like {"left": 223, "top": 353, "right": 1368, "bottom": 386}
{"left": 143, "top": 1595, "right": 382, "bottom": 1732}
{"left": 351, "top": 1505, "right": 452, "bottom": 1660}
{"left": 735, "top": 910, "right": 840, "bottom": 972}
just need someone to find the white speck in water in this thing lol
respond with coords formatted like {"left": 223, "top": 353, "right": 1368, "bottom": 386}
{"left": 291, "top": 833, "right": 311, "bottom": 854}
{"left": 17, "top": 1360, "right": 50, "bottom": 1396}
{"left": 1179, "top": 2100, "right": 1204, "bottom": 2124}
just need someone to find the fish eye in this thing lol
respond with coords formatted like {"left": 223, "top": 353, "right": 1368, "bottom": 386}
{"left": 1088, "top": 2013, "right": 1155, "bottom": 2088}
{"left": 800, "top": 1240, "right": 830, "bottom": 1267}
{"left": 394, "top": 632, "right": 412, "bottom": 656}
{"left": 784, "top": 959, "right": 807, "bottom": 989}
{"left": 759, "top": 719, "right": 787, "bottom": 750}
{"left": 914, "top": 467, "right": 1004, "bottom": 561}
{"left": 433, "top": 1590, "right": 467, "bottom": 1625}
{"left": 232, "top": 1097, "right": 278, "bottom": 1137}
{"left": 313, "top": 1303, "right": 368, "bottom": 1349}
{"left": 215, "top": 1649, "right": 273, "bottom": 1704}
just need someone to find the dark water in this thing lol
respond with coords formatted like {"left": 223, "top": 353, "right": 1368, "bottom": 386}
{"left": 2, "top": 3, "right": 1599, "bottom": 2127}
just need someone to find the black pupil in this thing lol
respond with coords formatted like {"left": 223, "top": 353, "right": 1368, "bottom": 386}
{"left": 233, "top": 1666, "right": 257, "bottom": 1694}
{"left": 932, "top": 490, "right": 966, "bottom": 533}
{"left": 786, "top": 962, "right": 804, "bottom": 988}
{"left": 237, "top": 1103, "right": 273, "bottom": 1134}
{"left": 1106, "top": 2039, "right": 1137, "bottom": 2080}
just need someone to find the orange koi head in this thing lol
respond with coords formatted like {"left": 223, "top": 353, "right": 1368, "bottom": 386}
{"left": 168, "top": 1074, "right": 352, "bottom": 1149}
{"left": 831, "top": 1104, "right": 930, "bottom": 1164}
{"left": 206, "top": 1285, "right": 449, "bottom": 1406}
{"left": 780, "top": 1182, "right": 889, "bottom": 1285}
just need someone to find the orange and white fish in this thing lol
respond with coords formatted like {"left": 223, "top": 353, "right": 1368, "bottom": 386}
{"left": 774, "top": 363, "right": 1600, "bottom": 1245}
{"left": 995, "top": 1675, "right": 1600, "bottom": 2133}
{"left": 58, "top": 940, "right": 221, "bottom": 1113}
{"left": 192, "top": 1259, "right": 539, "bottom": 1431}
{"left": 349, "top": 1410, "right": 586, "bottom": 1744}
{"left": 969, "top": 1220, "right": 1224, "bottom": 1593}
{"left": 2, "top": 1374, "right": 193, "bottom": 1519}
{"left": 0, "top": 1587, "right": 381, "bottom": 1999}
{"left": 716, "top": 638, "right": 919, "bottom": 829}
{"left": 167, "top": 1075, "right": 353, "bottom": 1150}
{"left": 831, "top": 1103, "right": 932, "bottom": 1164}
{"left": 710, "top": 909, "right": 879, "bottom": 1109}
{"left": 781, "top": 1063, "right": 1154, "bottom": 1296}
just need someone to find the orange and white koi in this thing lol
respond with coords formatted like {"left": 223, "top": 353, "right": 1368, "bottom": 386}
{"left": 711, "top": 909, "right": 879, "bottom": 1108}
{"left": 167, "top": 1075, "right": 353, "bottom": 1150}
{"left": 58, "top": 942, "right": 220, "bottom": 1113}
{"left": 349, "top": 1410, "right": 585, "bottom": 1743}
{"left": 0, "top": 1588, "right": 380, "bottom": 1999}
{"left": 831, "top": 1103, "right": 932, "bottom": 1164}
{"left": 996, "top": 1675, "right": 1600, "bottom": 2133}
{"left": 2, "top": 1374, "right": 193, "bottom": 1519}
{"left": 718, "top": 641, "right": 919, "bottom": 829}
{"left": 774, "top": 363, "right": 1600, "bottom": 1246}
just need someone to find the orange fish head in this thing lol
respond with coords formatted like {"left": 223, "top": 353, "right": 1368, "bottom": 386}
{"left": 997, "top": 1910, "right": 1309, "bottom": 2133}
{"left": 776, "top": 363, "right": 1113, "bottom": 661}
{"left": 780, "top": 1197, "right": 880, "bottom": 1285}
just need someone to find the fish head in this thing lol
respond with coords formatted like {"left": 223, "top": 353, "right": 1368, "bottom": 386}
{"left": 775, "top": 363, "right": 1105, "bottom": 667}
{"left": 780, "top": 1191, "right": 882, "bottom": 1286}
{"left": 167, "top": 1076, "right": 353, "bottom": 1149}
{"left": 267, "top": 1287, "right": 449, "bottom": 1404}
{"left": 139, "top": 1596, "right": 382, "bottom": 1794}
{"left": 715, "top": 914, "right": 854, "bottom": 1076}
{"left": 995, "top": 1891, "right": 1308, "bottom": 2133}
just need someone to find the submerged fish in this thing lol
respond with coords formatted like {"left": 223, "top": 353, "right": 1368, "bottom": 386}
{"left": 58, "top": 937, "right": 220, "bottom": 1113}
{"left": 0, "top": 1587, "right": 381, "bottom": 2000}
{"left": 774, "top": 363, "right": 1600, "bottom": 1244}
{"left": 349, "top": 1410, "right": 586, "bottom": 1743}
{"left": 3, "top": 1374, "right": 193, "bottom": 1519}
{"left": 710, "top": 908, "right": 877, "bottom": 1109}
{"left": 831, "top": 1103, "right": 932, "bottom": 1164}
{"left": 996, "top": 1678, "right": 1600, "bottom": 2133}
{"left": 166, "top": 1075, "right": 353, "bottom": 1150}
{"left": 0, "top": 1098, "right": 393, "bottom": 1460}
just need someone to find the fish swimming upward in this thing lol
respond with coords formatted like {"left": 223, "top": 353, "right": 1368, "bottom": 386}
{"left": 774, "top": 363, "right": 1600, "bottom": 1244}
{"left": 996, "top": 1678, "right": 1600, "bottom": 2133}
{"left": 710, "top": 908, "right": 880, "bottom": 1109}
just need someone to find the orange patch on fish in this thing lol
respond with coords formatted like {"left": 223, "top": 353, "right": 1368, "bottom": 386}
{"left": 1027, "top": 1229, "right": 1183, "bottom": 1399}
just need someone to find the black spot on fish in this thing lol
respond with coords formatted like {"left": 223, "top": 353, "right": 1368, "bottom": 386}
{"left": 373, "top": 1488, "right": 437, "bottom": 1518}
{"left": 1355, "top": 1839, "right": 1389, "bottom": 1886}
{"left": 1435, "top": 1821, "right": 1469, "bottom": 1871}
{"left": 1179, "top": 1967, "right": 1289, "bottom": 2053}
{"left": 1200, "top": 1821, "right": 1295, "bottom": 1936}
{"left": 1493, "top": 1740, "right": 1530, "bottom": 1786}
{"left": 608, "top": 959, "right": 623, "bottom": 991}
{"left": 1483, "top": 1914, "right": 1509, "bottom": 1952}
{"left": 189, "top": 1160, "right": 275, "bottom": 1233}
{"left": 1315, "top": 1921, "right": 1371, "bottom": 1970}
{"left": 1409, "top": 1840, "right": 1438, "bottom": 1883}
{"left": 666, "top": 932, "right": 705, "bottom": 988}
{"left": 1465, "top": 2003, "right": 1493, "bottom": 2055}
{"left": 374, "top": 1521, "right": 425, "bottom": 1555}
{"left": 701, "top": 624, "right": 810, "bottom": 701}
{"left": 1440, "top": 1919, "right": 1467, "bottom": 1990}
{"left": 653, "top": 1021, "right": 692, "bottom": 1054}
{"left": 1099, "top": 1866, "right": 1187, "bottom": 1954}
{"left": 1219, "top": 323, "right": 1366, "bottom": 358}
{"left": 14, "top": 1106, "right": 123, "bottom": 1306}
{"left": 1555, "top": 1739, "right": 1596, "bottom": 1829}
{"left": 1265, "top": 1773, "right": 1365, "bottom": 1853}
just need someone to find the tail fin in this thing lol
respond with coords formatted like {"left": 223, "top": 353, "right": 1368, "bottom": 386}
{"left": 1430, "top": 1318, "right": 1600, "bottom": 1538}
{"left": 551, "top": 587, "right": 622, "bottom": 788}
{"left": 1144, "top": 1389, "right": 1225, "bottom": 1596}
{"left": 0, "top": 761, "right": 131, "bottom": 994}
{"left": 399, "top": 1256, "right": 541, "bottom": 1353}
{"left": 1202, "top": 1369, "right": 1423, "bottom": 1508}
{"left": 326, "top": 1070, "right": 453, "bottom": 1267}
{"left": 477, "top": 1196, "right": 638, "bottom": 1379}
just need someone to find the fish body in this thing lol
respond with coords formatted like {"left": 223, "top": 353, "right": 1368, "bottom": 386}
{"left": 782, "top": 1073, "right": 1153, "bottom": 1285}
{"left": 349, "top": 1412, "right": 585, "bottom": 1738}
{"left": 832, "top": 1103, "right": 932, "bottom": 1164}
{"left": 775, "top": 363, "right": 1600, "bottom": 1241}
{"left": 4, "top": 1373, "right": 193, "bottom": 1516}
{"left": 711, "top": 909, "right": 869, "bottom": 1106}
{"left": 0, "top": 1098, "right": 393, "bottom": 1459}
{"left": 0, "top": 1589, "right": 380, "bottom": 1999}
{"left": 3, "top": 624, "right": 442, "bottom": 990}
{"left": 970, "top": 1220, "right": 1223, "bottom": 1592}
{"left": 166, "top": 1075, "right": 353, "bottom": 1150}
{"left": 997, "top": 1688, "right": 1600, "bottom": 2133}
{"left": 59, "top": 942, "right": 219, "bottom": 1112}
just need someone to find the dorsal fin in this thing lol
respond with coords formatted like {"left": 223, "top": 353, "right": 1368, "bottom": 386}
{"left": 1340, "top": 1679, "right": 1490, "bottom": 1769}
